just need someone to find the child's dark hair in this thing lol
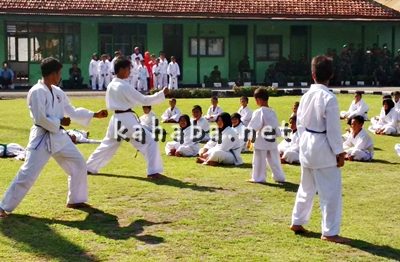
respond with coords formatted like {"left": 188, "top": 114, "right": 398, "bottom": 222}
{"left": 114, "top": 57, "right": 131, "bottom": 74}
{"left": 254, "top": 87, "right": 269, "bottom": 101}
{"left": 231, "top": 113, "right": 242, "bottom": 122}
{"left": 311, "top": 55, "right": 333, "bottom": 83}
{"left": 240, "top": 96, "right": 249, "bottom": 103}
{"left": 211, "top": 96, "right": 218, "bottom": 102}
{"left": 192, "top": 105, "right": 202, "bottom": 113}
{"left": 351, "top": 115, "right": 365, "bottom": 125}
{"left": 41, "top": 57, "right": 62, "bottom": 77}
{"left": 142, "top": 106, "right": 152, "bottom": 110}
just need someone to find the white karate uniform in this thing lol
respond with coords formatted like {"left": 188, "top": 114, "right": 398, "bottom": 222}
{"left": 0, "top": 143, "right": 25, "bottom": 157}
{"left": 139, "top": 111, "right": 158, "bottom": 132}
{"left": 191, "top": 117, "right": 210, "bottom": 142}
{"left": 152, "top": 64, "right": 162, "bottom": 89}
{"left": 343, "top": 128, "right": 373, "bottom": 161}
{"left": 292, "top": 83, "right": 344, "bottom": 237}
{"left": 161, "top": 107, "right": 181, "bottom": 122}
{"left": 340, "top": 98, "right": 369, "bottom": 120}
{"left": 368, "top": 107, "right": 398, "bottom": 135}
{"left": 110, "top": 57, "right": 118, "bottom": 77}
{"left": 159, "top": 58, "right": 169, "bottom": 88}
{"left": 167, "top": 62, "right": 180, "bottom": 90}
{"left": 131, "top": 53, "right": 144, "bottom": 62}
{"left": 248, "top": 106, "right": 286, "bottom": 183}
{"left": 0, "top": 80, "right": 94, "bottom": 213}
{"left": 165, "top": 127, "right": 199, "bottom": 157}
{"left": 238, "top": 106, "right": 253, "bottom": 126}
{"left": 395, "top": 100, "right": 400, "bottom": 112}
{"left": 138, "top": 65, "right": 149, "bottom": 92}
{"left": 204, "top": 126, "right": 243, "bottom": 166}
{"left": 205, "top": 106, "right": 223, "bottom": 122}
{"left": 89, "top": 59, "right": 99, "bottom": 90}
{"left": 98, "top": 60, "right": 110, "bottom": 90}
{"left": 395, "top": 144, "right": 400, "bottom": 156}
{"left": 232, "top": 122, "right": 247, "bottom": 152}
{"left": 106, "top": 59, "right": 113, "bottom": 83}
{"left": 278, "top": 131, "right": 300, "bottom": 164}
{"left": 86, "top": 78, "right": 165, "bottom": 176}
{"left": 130, "top": 61, "right": 140, "bottom": 89}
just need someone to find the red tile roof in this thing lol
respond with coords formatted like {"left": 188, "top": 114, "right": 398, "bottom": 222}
{"left": 0, "top": 0, "right": 399, "bottom": 20}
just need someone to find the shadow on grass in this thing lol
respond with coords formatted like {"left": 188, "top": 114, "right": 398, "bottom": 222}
{"left": 251, "top": 181, "right": 299, "bottom": 193}
{"left": 295, "top": 231, "right": 400, "bottom": 260}
{"left": 0, "top": 207, "right": 168, "bottom": 261}
{"left": 92, "top": 173, "right": 225, "bottom": 192}
{"left": 369, "top": 159, "right": 399, "bottom": 165}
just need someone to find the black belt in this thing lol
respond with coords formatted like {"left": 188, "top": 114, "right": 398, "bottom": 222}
{"left": 35, "top": 124, "right": 64, "bottom": 130}
{"left": 306, "top": 128, "right": 326, "bottom": 134}
{"left": 115, "top": 109, "right": 134, "bottom": 114}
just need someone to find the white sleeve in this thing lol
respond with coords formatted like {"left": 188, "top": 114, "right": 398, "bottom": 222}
{"left": 63, "top": 93, "right": 94, "bottom": 127}
{"left": 326, "top": 97, "right": 344, "bottom": 155}
{"left": 124, "top": 86, "right": 165, "bottom": 107}
{"left": 248, "top": 110, "right": 263, "bottom": 131}
{"left": 177, "top": 64, "right": 180, "bottom": 76}
{"left": 171, "top": 108, "right": 181, "bottom": 122}
{"left": 28, "top": 89, "right": 61, "bottom": 133}
{"left": 167, "top": 64, "right": 171, "bottom": 75}
{"left": 161, "top": 109, "right": 170, "bottom": 121}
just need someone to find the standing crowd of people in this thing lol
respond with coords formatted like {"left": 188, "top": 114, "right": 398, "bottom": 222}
{"left": 88, "top": 47, "right": 180, "bottom": 92}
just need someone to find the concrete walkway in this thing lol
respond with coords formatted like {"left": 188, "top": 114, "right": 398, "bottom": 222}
{"left": 1, "top": 86, "right": 400, "bottom": 99}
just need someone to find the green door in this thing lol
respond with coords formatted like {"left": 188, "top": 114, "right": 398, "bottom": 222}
{"left": 229, "top": 25, "right": 248, "bottom": 81}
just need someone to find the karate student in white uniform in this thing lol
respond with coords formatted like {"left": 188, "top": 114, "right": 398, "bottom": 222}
{"left": 167, "top": 56, "right": 180, "bottom": 90}
{"left": 278, "top": 115, "right": 300, "bottom": 164}
{"left": 131, "top": 47, "right": 144, "bottom": 62}
{"left": 138, "top": 60, "right": 149, "bottom": 92}
{"left": 159, "top": 52, "right": 169, "bottom": 88}
{"left": 290, "top": 55, "right": 349, "bottom": 243}
{"left": 152, "top": 58, "right": 162, "bottom": 90}
{"left": 197, "top": 113, "right": 243, "bottom": 166}
{"left": 89, "top": 53, "right": 99, "bottom": 90}
{"left": 139, "top": 106, "right": 158, "bottom": 132}
{"left": 86, "top": 57, "right": 169, "bottom": 179}
{"left": 161, "top": 98, "right": 181, "bottom": 123}
{"left": 0, "top": 57, "right": 108, "bottom": 218}
{"left": 191, "top": 105, "right": 210, "bottom": 143}
{"left": 165, "top": 114, "right": 199, "bottom": 157}
{"left": 394, "top": 91, "right": 400, "bottom": 112}
{"left": 110, "top": 51, "right": 121, "bottom": 78}
{"left": 368, "top": 99, "right": 398, "bottom": 135}
{"left": 343, "top": 115, "right": 374, "bottom": 162}
{"left": 98, "top": 54, "right": 110, "bottom": 90}
{"left": 340, "top": 91, "right": 369, "bottom": 120}
{"left": 237, "top": 96, "right": 253, "bottom": 126}
{"left": 131, "top": 57, "right": 140, "bottom": 89}
{"left": 205, "top": 96, "right": 223, "bottom": 122}
{"left": 231, "top": 113, "right": 247, "bottom": 153}
{"left": 247, "top": 88, "right": 286, "bottom": 183}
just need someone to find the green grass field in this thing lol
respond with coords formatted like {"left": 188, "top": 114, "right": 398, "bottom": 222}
{"left": 0, "top": 94, "right": 399, "bottom": 261}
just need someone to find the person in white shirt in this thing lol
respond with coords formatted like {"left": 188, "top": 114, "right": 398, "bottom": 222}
{"left": 98, "top": 54, "right": 110, "bottom": 90}
{"left": 106, "top": 54, "right": 113, "bottom": 83}
{"left": 89, "top": 53, "right": 99, "bottom": 90}
{"left": 86, "top": 57, "right": 169, "bottom": 179}
{"left": 231, "top": 113, "right": 247, "bottom": 153}
{"left": 278, "top": 115, "right": 300, "bottom": 164}
{"left": 161, "top": 98, "right": 181, "bottom": 123}
{"left": 247, "top": 88, "right": 286, "bottom": 183}
{"left": 290, "top": 55, "right": 349, "bottom": 243}
{"left": 191, "top": 105, "right": 210, "bottom": 143}
{"left": 197, "top": 113, "right": 243, "bottom": 166}
{"left": 165, "top": 114, "right": 199, "bottom": 157}
{"left": 237, "top": 96, "right": 253, "bottom": 126}
{"left": 138, "top": 60, "right": 149, "bottom": 92}
{"left": 205, "top": 96, "right": 223, "bottom": 122}
{"left": 130, "top": 57, "right": 140, "bottom": 89}
{"left": 152, "top": 58, "right": 162, "bottom": 90}
{"left": 139, "top": 106, "right": 158, "bottom": 132}
{"left": 343, "top": 115, "right": 374, "bottom": 162}
{"left": 131, "top": 46, "right": 143, "bottom": 62}
{"left": 340, "top": 91, "right": 369, "bottom": 120}
{"left": 159, "top": 52, "right": 169, "bottom": 88}
{"left": 0, "top": 57, "right": 108, "bottom": 218}
{"left": 368, "top": 99, "right": 398, "bottom": 135}
{"left": 167, "top": 56, "right": 180, "bottom": 90}
{"left": 394, "top": 91, "right": 400, "bottom": 112}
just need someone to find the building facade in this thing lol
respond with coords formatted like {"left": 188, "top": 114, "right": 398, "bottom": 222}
{"left": 1, "top": 0, "right": 400, "bottom": 86}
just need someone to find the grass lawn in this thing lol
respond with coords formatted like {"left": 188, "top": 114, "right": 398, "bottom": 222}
{"left": 0, "top": 94, "right": 399, "bottom": 261}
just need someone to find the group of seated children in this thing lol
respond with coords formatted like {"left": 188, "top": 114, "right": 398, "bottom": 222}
{"left": 368, "top": 92, "right": 400, "bottom": 135}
